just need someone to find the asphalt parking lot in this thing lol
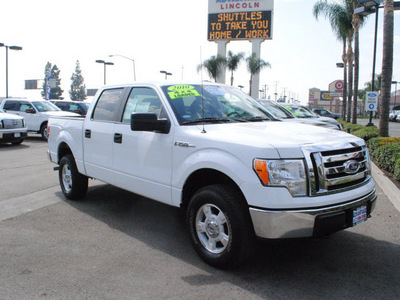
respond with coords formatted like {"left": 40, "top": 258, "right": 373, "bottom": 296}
{"left": 1, "top": 134, "right": 400, "bottom": 299}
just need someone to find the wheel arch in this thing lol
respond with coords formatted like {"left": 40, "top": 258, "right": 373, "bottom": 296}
{"left": 57, "top": 142, "right": 73, "bottom": 163}
{"left": 181, "top": 168, "right": 247, "bottom": 212}
{"left": 40, "top": 120, "right": 48, "bottom": 131}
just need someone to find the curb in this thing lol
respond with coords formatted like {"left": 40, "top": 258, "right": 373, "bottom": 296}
{"left": 371, "top": 162, "right": 400, "bottom": 212}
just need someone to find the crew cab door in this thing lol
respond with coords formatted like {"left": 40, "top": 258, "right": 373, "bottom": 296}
{"left": 112, "top": 87, "right": 174, "bottom": 204}
{"left": 83, "top": 88, "right": 128, "bottom": 183}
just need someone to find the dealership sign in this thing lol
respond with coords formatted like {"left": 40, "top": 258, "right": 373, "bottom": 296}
{"left": 365, "top": 91, "right": 379, "bottom": 112}
{"left": 208, "top": 0, "right": 274, "bottom": 41}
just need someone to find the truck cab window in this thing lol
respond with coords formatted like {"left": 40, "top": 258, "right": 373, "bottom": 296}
{"left": 20, "top": 103, "right": 35, "bottom": 112}
{"left": 92, "top": 88, "right": 125, "bottom": 122}
{"left": 122, "top": 88, "right": 165, "bottom": 123}
{"left": 3, "top": 101, "right": 19, "bottom": 111}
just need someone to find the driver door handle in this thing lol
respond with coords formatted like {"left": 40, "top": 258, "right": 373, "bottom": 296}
{"left": 114, "top": 133, "right": 122, "bottom": 144}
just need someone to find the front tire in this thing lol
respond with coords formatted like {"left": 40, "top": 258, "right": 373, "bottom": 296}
{"left": 40, "top": 124, "right": 48, "bottom": 141}
{"left": 187, "top": 184, "right": 255, "bottom": 268}
{"left": 11, "top": 139, "right": 24, "bottom": 145}
{"left": 59, "top": 154, "right": 88, "bottom": 200}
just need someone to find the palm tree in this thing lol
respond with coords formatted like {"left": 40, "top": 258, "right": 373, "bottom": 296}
{"left": 246, "top": 53, "right": 271, "bottom": 96}
{"left": 197, "top": 55, "right": 226, "bottom": 82}
{"left": 226, "top": 51, "right": 245, "bottom": 86}
{"left": 351, "top": 2, "right": 367, "bottom": 124}
{"left": 364, "top": 74, "right": 382, "bottom": 92}
{"left": 379, "top": 0, "right": 395, "bottom": 137}
{"left": 313, "top": 0, "right": 353, "bottom": 121}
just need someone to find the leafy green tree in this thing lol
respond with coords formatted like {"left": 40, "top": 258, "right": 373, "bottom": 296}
{"left": 69, "top": 60, "right": 87, "bottom": 101}
{"left": 226, "top": 51, "right": 245, "bottom": 86}
{"left": 379, "top": 0, "right": 394, "bottom": 137}
{"left": 197, "top": 55, "right": 226, "bottom": 82}
{"left": 246, "top": 53, "right": 271, "bottom": 96}
{"left": 41, "top": 62, "right": 64, "bottom": 100}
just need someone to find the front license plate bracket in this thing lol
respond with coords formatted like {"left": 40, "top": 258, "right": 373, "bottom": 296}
{"left": 353, "top": 205, "right": 367, "bottom": 226}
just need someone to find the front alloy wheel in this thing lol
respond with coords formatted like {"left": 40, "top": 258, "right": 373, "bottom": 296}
{"left": 195, "top": 203, "right": 231, "bottom": 254}
{"left": 187, "top": 184, "right": 255, "bottom": 268}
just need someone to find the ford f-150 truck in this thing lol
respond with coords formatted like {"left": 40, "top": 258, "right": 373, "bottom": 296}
{"left": 48, "top": 82, "right": 376, "bottom": 268}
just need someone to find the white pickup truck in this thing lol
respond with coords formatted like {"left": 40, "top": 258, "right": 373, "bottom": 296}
{"left": 48, "top": 82, "right": 376, "bottom": 268}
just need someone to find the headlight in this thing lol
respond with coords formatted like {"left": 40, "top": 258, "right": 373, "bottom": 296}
{"left": 254, "top": 159, "right": 307, "bottom": 197}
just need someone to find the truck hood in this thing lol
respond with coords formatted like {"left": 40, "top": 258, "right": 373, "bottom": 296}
{"left": 0, "top": 112, "right": 24, "bottom": 120}
{"left": 278, "top": 118, "right": 340, "bottom": 130}
{"left": 186, "top": 121, "right": 363, "bottom": 159}
{"left": 43, "top": 111, "right": 80, "bottom": 117}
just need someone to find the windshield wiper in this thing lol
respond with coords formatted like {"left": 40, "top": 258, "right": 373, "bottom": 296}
{"left": 182, "top": 117, "right": 232, "bottom": 125}
{"left": 245, "top": 116, "right": 270, "bottom": 122}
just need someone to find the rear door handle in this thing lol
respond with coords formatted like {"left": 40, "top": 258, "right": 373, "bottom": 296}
{"left": 85, "top": 129, "right": 91, "bottom": 138}
{"left": 114, "top": 133, "right": 122, "bottom": 144}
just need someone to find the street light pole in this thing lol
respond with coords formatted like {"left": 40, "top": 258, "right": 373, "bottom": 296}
{"left": 96, "top": 60, "right": 114, "bottom": 85}
{"left": 109, "top": 54, "right": 136, "bottom": 81}
{"left": 368, "top": 3, "right": 379, "bottom": 126}
{"left": 0, "top": 43, "right": 23, "bottom": 98}
{"left": 356, "top": 0, "right": 381, "bottom": 126}
{"left": 160, "top": 70, "right": 172, "bottom": 80}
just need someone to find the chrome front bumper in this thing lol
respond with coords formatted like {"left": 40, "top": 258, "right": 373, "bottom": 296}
{"left": 249, "top": 189, "right": 377, "bottom": 239}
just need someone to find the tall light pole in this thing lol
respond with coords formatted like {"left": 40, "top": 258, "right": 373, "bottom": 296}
{"left": 0, "top": 43, "right": 23, "bottom": 98}
{"left": 355, "top": 0, "right": 381, "bottom": 126}
{"left": 96, "top": 60, "right": 114, "bottom": 85}
{"left": 392, "top": 81, "right": 398, "bottom": 109}
{"left": 160, "top": 70, "right": 172, "bottom": 80}
{"left": 109, "top": 54, "right": 136, "bottom": 81}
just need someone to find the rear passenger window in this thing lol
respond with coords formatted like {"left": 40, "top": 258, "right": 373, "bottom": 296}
{"left": 3, "top": 101, "right": 19, "bottom": 111}
{"left": 92, "top": 89, "right": 124, "bottom": 122}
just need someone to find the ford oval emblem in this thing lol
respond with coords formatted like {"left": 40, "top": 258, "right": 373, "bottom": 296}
{"left": 344, "top": 160, "right": 361, "bottom": 174}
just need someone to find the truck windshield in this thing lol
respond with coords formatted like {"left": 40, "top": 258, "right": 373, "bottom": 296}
{"left": 283, "top": 105, "right": 318, "bottom": 118}
{"left": 256, "top": 100, "right": 294, "bottom": 119}
{"left": 33, "top": 101, "right": 61, "bottom": 112}
{"left": 161, "top": 84, "right": 271, "bottom": 125}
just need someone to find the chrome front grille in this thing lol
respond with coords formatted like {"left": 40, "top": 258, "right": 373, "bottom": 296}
{"left": 2, "top": 118, "right": 24, "bottom": 129}
{"left": 302, "top": 142, "right": 371, "bottom": 196}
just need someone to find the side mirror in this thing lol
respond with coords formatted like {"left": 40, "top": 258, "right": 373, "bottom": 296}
{"left": 26, "top": 109, "right": 36, "bottom": 114}
{"left": 131, "top": 113, "right": 171, "bottom": 134}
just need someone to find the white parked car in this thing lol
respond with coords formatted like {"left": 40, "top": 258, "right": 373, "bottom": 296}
{"left": 0, "top": 99, "right": 80, "bottom": 140}
{"left": 0, "top": 108, "right": 28, "bottom": 145}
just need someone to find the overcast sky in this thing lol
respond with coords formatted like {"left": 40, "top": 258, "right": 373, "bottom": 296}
{"left": 0, "top": 0, "right": 399, "bottom": 103}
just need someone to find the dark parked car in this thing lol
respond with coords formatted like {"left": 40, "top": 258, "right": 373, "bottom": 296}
{"left": 312, "top": 108, "right": 341, "bottom": 119}
{"left": 50, "top": 100, "right": 90, "bottom": 116}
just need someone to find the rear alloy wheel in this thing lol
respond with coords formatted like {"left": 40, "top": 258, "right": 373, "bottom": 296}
{"left": 59, "top": 154, "right": 88, "bottom": 200}
{"left": 187, "top": 184, "right": 255, "bottom": 268}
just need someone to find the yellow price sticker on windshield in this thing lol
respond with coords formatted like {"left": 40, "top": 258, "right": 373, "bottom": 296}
{"left": 168, "top": 85, "right": 200, "bottom": 99}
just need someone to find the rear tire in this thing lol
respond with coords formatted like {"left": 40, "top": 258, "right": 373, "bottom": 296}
{"left": 186, "top": 184, "right": 255, "bottom": 268}
{"left": 59, "top": 154, "right": 88, "bottom": 200}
